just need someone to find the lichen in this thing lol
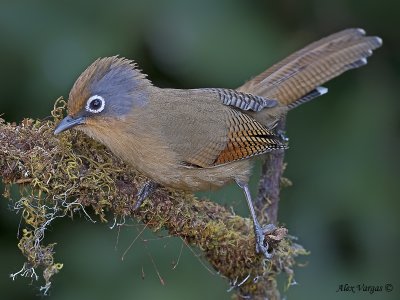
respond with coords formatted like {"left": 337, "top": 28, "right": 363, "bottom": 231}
{"left": 0, "top": 98, "right": 307, "bottom": 298}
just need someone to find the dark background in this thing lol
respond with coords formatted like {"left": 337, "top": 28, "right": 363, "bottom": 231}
{"left": 0, "top": 1, "right": 398, "bottom": 299}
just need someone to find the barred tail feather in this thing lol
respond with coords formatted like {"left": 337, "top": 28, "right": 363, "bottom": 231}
{"left": 238, "top": 28, "right": 382, "bottom": 107}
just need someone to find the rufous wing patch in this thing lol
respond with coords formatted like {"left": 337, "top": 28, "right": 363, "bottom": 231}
{"left": 214, "top": 110, "right": 287, "bottom": 165}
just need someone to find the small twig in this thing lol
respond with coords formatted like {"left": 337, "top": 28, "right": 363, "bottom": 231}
{"left": 256, "top": 117, "right": 287, "bottom": 225}
{"left": 15, "top": 178, "right": 33, "bottom": 184}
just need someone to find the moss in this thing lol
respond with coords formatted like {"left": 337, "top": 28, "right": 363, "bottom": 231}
{"left": 0, "top": 98, "right": 307, "bottom": 297}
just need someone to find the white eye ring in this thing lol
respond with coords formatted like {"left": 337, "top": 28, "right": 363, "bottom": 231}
{"left": 85, "top": 95, "right": 105, "bottom": 113}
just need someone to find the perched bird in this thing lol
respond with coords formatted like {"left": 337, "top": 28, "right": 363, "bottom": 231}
{"left": 54, "top": 28, "right": 382, "bottom": 258}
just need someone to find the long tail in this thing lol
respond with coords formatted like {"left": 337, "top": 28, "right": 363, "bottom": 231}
{"left": 237, "top": 28, "right": 382, "bottom": 108}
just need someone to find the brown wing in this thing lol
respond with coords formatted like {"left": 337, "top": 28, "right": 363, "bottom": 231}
{"left": 213, "top": 109, "right": 286, "bottom": 165}
{"left": 181, "top": 107, "right": 286, "bottom": 168}
{"left": 173, "top": 89, "right": 285, "bottom": 168}
{"left": 237, "top": 28, "right": 382, "bottom": 106}
{"left": 171, "top": 89, "right": 286, "bottom": 168}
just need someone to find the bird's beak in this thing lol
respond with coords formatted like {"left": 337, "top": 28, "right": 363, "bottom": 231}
{"left": 54, "top": 115, "right": 86, "bottom": 135}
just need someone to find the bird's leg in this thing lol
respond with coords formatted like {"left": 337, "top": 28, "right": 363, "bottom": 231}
{"left": 133, "top": 180, "right": 159, "bottom": 210}
{"left": 236, "top": 180, "right": 275, "bottom": 259}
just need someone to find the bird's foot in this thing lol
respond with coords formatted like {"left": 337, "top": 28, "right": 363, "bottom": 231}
{"left": 133, "top": 180, "right": 159, "bottom": 211}
{"left": 254, "top": 223, "right": 277, "bottom": 259}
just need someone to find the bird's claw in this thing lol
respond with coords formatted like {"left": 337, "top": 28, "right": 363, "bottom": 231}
{"left": 133, "top": 180, "right": 159, "bottom": 211}
{"left": 254, "top": 223, "right": 276, "bottom": 259}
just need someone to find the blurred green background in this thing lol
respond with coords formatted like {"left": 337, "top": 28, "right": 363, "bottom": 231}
{"left": 0, "top": 1, "right": 398, "bottom": 299}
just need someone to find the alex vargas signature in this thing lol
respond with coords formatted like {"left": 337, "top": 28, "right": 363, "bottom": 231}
{"left": 336, "top": 283, "right": 393, "bottom": 294}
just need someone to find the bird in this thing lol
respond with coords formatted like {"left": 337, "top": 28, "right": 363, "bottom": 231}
{"left": 54, "top": 28, "right": 382, "bottom": 258}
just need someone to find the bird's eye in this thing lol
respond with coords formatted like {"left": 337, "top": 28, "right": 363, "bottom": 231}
{"left": 85, "top": 95, "right": 105, "bottom": 113}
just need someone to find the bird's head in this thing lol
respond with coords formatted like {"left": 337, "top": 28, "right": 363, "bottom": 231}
{"left": 54, "top": 56, "right": 151, "bottom": 135}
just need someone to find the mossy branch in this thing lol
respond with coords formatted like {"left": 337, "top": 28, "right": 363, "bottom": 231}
{"left": 0, "top": 99, "right": 306, "bottom": 298}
